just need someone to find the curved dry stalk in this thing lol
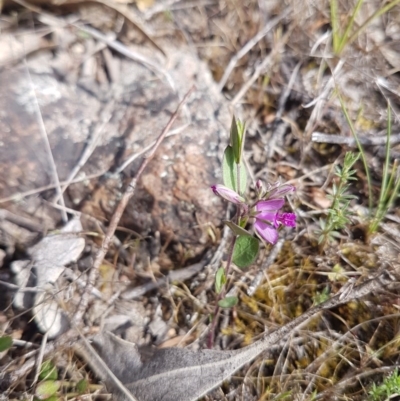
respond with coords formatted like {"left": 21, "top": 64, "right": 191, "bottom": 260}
{"left": 23, "top": 60, "right": 67, "bottom": 223}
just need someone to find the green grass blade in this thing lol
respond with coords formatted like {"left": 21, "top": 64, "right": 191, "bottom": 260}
{"left": 379, "top": 103, "right": 392, "bottom": 210}
{"left": 382, "top": 161, "right": 400, "bottom": 218}
{"left": 337, "top": 0, "right": 365, "bottom": 54}
{"left": 370, "top": 102, "right": 392, "bottom": 232}
{"left": 347, "top": 0, "right": 400, "bottom": 48}
{"left": 330, "top": 0, "right": 341, "bottom": 53}
{"left": 338, "top": 92, "right": 373, "bottom": 212}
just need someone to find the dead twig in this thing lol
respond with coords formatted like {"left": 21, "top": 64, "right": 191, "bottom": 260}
{"left": 72, "top": 86, "right": 195, "bottom": 326}
{"left": 65, "top": 0, "right": 165, "bottom": 57}
{"left": 247, "top": 237, "right": 285, "bottom": 297}
{"left": 303, "top": 59, "right": 345, "bottom": 134}
{"left": 0, "top": 170, "right": 106, "bottom": 204}
{"left": 12, "top": 0, "right": 175, "bottom": 92}
{"left": 312, "top": 131, "right": 400, "bottom": 146}
{"left": 71, "top": 23, "right": 175, "bottom": 89}
{"left": 231, "top": 33, "right": 288, "bottom": 106}
{"left": 24, "top": 59, "right": 67, "bottom": 223}
{"left": 0, "top": 280, "right": 40, "bottom": 292}
{"left": 122, "top": 258, "right": 207, "bottom": 300}
{"left": 53, "top": 92, "right": 118, "bottom": 203}
{"left": 114, "top": 124, "right": 189, "bottom": 174}
{"left": 32, "top": 332, "right": 48, "bottom": 385}
{"left": 0, "top": 209, "right": 42, "bottom": 232}
{"left": 266, "top": 61, "right": 302, "bottom": 160}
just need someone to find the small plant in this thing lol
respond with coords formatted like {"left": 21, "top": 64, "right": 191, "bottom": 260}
{"left": 33, "top": 360, "right": 91, "bottom": 401}
{"left": 318, "top": 151, "right": 360, "bottom": 247}
{"left": 208, "top": 116, "right": 296, "bottom": 345}
{"left": 0, "top": 335, "right": 12, "bottom": 352}
{"left": 330, "top": 0, "right": 365, "bottom": 55}
{"left": 35, "top": 360, "right": 59, "bottom": 401}
{"left": 313, "top": 287, "right": 330, "bottom": 305}
{"left": 340, "top": 96, "right": 400, "bottom": 234}
{"left": 368, "top": 368, "right": 400, "bottom": 400}
{"left": 369, "top": 103, "right": 400, "bottom": 233}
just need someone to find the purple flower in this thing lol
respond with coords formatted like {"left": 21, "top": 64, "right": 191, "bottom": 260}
{"left": 211, "top": 185, "right": 245, "bottom": 205}
{"left": 254, "top": 199, "right": 296, "bottom": 244}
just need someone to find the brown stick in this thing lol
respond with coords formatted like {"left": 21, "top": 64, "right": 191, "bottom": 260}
{"left": 72, "top": 86, "right": 195, "bottom": 325}
{"left": 312, "top": 131, "right": 400, "bottom": 146}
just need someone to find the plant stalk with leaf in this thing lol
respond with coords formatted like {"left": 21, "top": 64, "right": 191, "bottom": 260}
{"left": 318, "top": 151, "right": 360, "bottom": 248}
{"left": 369, "top": 102, "right": 400, "bottom": 233}
{"left": 339, "top": 96, "right": 400, "bottom": 234}
{"left": 208, "top": 116, "right": 296, "bottom": 347}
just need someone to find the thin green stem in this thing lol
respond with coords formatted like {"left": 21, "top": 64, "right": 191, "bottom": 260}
{"left": 338, "top": 92, "right": 373, "bottom": 212}
{"left": 373, "top": 160, "right": 398, "bottom": 230}
{"left": 347, "top": 0, "right": 400, "bottom": 49}
{"left": 337, "top": 0, "right": 364, "bottom": 53}
{"left": 330, "top": 0, "right": 340, "bottom": 53}
{"left": 386, "top": 160, "right": 398, "bottom": 196}
{"left": 320, "top": 174, "right": 345, "bottom": 249}
{"left": 237, "top": 162, "right": 241, "bottom": 196}
{"left": 385, "top": 165, "right": 400, "bottom": 213}
{"left": 207, "top": 234, "right": 237, "bottom": 348}
{"left": 371, "top": 102, "right": 392, "bottom": 232}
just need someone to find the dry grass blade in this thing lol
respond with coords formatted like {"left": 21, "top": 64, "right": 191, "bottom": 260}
{"left": 0, "top": 171, "right": 106, "bottom": 204}
{"left": 53, "top": 94, "right": 117, "bottom": 203}
{"left": 23, "top": 59, "right": 68, "bottom": 223}
{"left": 217, "top": 9, "right": 290, "bottom": 92}
{"left": 71, "top": 23, "right": 175, "bottom": 88}
{"left": 65, "top": 0, "right": 166, "bottom": 56}
{"left": 312, "top": 131, "right": 400, "bottom": 146}
{"left": 231, "top": 33, "right": 288, "bottom": 106}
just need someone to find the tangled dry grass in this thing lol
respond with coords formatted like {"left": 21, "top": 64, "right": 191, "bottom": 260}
{"left": 1, "top": 0, "right": 400, "bottom": 400}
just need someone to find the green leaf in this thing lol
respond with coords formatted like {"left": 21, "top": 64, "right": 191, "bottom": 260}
{"left": 35, "top": 380, "right": 60, "bottom": 399}
{"left": 76, "top": 379, "right": 88, "bottom": 394}
{"left": 230, "top": 115, "right": 240, "bottom": 163}
{"left": 232, "top": 235, "right": 259, "bottom": 268}
{"left": 223, "top": 221, "right": 252, "bottom": 237}
{"left": 0, "top": 335, "right": 12, "bottom": 352}
{"left": 218, "top": 296, "right": 238, "bottom": 308}
{"left": 45, "top": 396, "right": 58, "bottom": 401}
{"left": 222, "top": 146, "right": 247, "bottom": 194}
{"left": 215, "top": 268, "right": 226, "bottom": 294}
{"left": 33, "top": 396, "right": 58, "bottom": 401}
{"left": 230, "top": 116, "right": 245, "bottom": 164}
{"left": 39, "top": 360, "right": 58, "bottom": 381}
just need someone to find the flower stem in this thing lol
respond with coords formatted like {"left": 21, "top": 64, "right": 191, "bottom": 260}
{"left": 207, "top": 234, "right": 237, "bottom": 348}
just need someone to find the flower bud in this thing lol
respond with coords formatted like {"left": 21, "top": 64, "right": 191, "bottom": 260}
{"left": 211, "top": 185, "right": 245, "bottom": 204}
{"left": 268, "top": 184, "right": 295, "bottom": 199}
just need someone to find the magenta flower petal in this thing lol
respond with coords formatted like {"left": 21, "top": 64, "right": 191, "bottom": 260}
{"left": 277, "top": 213, "right": 296, "bottom": 227}
{"left": 211, "top": 184, "right": 245, "bottom": 204}
{"left": 256, "top": 211, "right": 279, "bottom": 227}
{"left": 254, "top": 219, "right": 279, "bottom": 244}
{"left": 256, "top": 199, "right": 285, "bottom": 212}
